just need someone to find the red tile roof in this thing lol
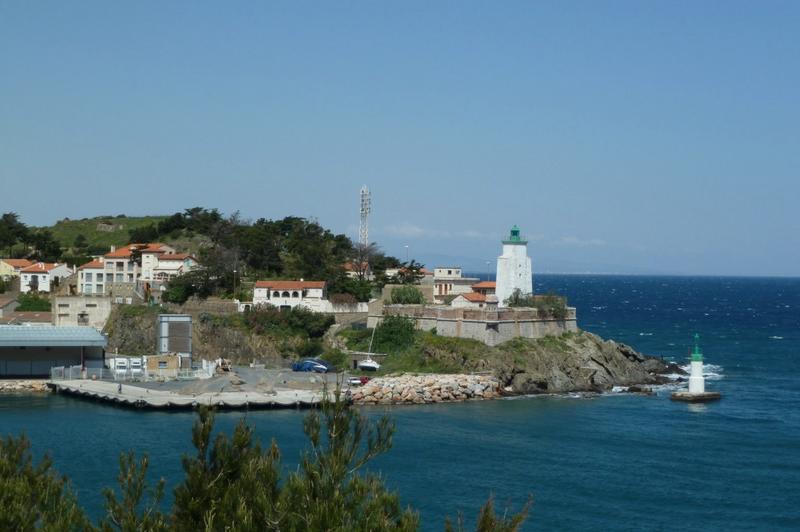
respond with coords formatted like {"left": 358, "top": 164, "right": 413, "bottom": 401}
{"left": 460, "top": 292, "right": 487, "bottom": 303}
{"left": 78, "top": 260, "right": 105, "bottom": 270}
{"left": 20, "top": 262, "right": 61, "bottom": 273}
{"left": 472, "top": 281, "right": 496, "bottom": 289}
{"left": 2, "top": 258, "right": 33, "bottom": 269}
{"left": 343, "top": 261, "right": 369, "bottom": 271}
{"left": 105, "top": 243, "right": 169, "bottom": 258}
{"left": 255, "top": 280, "right": 326, "bottom": 290}
{"left": 1, "top": 311, "right": 52, "bottom": 324}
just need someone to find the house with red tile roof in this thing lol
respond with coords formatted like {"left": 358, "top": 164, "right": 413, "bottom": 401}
{"left": 0, "top": 258, "right": 33, "bottom": 279}
{"left": 19, "top": 262, "right": 72, "bottom": 293}
{"left": 471, "top": 281, "right": 496, "bottom": 296}
{"left": 253, "top": 280, "right": 328, "bottom": 310}
{"left": 451, "top": 292, "right": 488, "bottom": 309}
{"left": 77, "top": 243, "right": 199, "bottom": 294}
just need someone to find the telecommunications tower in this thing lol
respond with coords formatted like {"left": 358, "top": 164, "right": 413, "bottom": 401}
{"left": 359, "top": 185, "right": 371, "bottom": 247}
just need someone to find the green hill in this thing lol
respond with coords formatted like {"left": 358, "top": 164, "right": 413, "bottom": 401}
{"left": 38, "top": 215, "right": 167, "bottom": 251}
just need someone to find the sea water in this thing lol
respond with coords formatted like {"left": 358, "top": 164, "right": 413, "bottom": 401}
{"left": 1, "top": 275, "right": 799, "bottom": 530}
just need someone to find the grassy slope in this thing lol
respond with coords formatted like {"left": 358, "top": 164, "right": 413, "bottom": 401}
{"left": 337, "top": 327, "right": 579, "bottom": 376}
{"left": 37, "top": 215, "right": 167, "bottom": 249}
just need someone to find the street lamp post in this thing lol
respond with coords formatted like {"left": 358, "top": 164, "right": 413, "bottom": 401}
{"left": 405, "top": 245, "right": 409, "bottom": 262}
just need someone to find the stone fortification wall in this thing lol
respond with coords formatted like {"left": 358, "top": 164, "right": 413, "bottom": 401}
{"left": 351, "top": 373, "right": 500, "bottom": 405}
{"left": 368, "top": 304, "right": 578, "bottom": 346}
{"left": 164, "top": 298, "right": 239, "bottom": 316}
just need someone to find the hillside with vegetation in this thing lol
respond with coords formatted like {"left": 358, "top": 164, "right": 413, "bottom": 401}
{"left": 1, "top": 207, "right": 415, "bottom": 301}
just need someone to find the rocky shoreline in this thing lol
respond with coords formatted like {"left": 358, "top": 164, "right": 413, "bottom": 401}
{"left": 351, "top": 374, "right": 500, "bottom": 405}
{"left": 0, "top": 380, "right": 50, "bottom": 393}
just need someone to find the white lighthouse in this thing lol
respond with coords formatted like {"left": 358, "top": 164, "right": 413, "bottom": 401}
{"left": 688, "top": 333, "right": 705, "bottom": 394}
{"left": 495, "top": 225, "right": 533, "bottom": 307}
{"left": 671, "top": 333, "right": 721, "bottom": 402}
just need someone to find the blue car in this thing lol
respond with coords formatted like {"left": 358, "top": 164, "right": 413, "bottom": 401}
{"left": 291, "top": 359, "right": 333, "bottom": 373}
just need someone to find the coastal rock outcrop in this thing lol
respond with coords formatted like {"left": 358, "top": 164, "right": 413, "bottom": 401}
{"left": 0, "top": 380, "right": 49, "bottom": 393}
{"left": 486, "top": 332, "right": 682, "bottom": 394}
{"left": 351, "top": 374, "right": 500, "bottom": 405}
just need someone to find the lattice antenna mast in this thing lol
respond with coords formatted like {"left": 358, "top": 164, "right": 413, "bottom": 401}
{"left": 359, "top": 185, "right": 371, "bottom": 247}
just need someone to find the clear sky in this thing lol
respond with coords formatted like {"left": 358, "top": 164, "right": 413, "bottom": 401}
{"left": 1, "top": 1, "right": 798, "bottom": 276}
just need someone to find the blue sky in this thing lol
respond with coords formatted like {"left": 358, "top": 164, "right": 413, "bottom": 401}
{"left": 1, "top": 1, "right": 798, "bottom": 275}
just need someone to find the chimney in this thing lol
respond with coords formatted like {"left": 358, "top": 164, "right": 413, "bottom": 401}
{"left": 110, "top": 245, "right": 116, "bottom": 253}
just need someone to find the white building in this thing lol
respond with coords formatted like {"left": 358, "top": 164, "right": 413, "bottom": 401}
{"left": 77, "top": 244, "right": 198, "bottom": 294}
{"left": 250, "top": 280, "right": 370, "bottom": 314}
{"left": 433, "top": 267, "right": 479, "bottom": 300}
{"left": 19, "top": 262, "right": 72, "bottom": 293}
{"left": 253, "top": 280, "right": 327, "bottom": 311}
{"left": 495, "top": 226, "right": 532, "bottom": 307}
{"left": 77, "top": 260, "right": 106, "bottom": 295}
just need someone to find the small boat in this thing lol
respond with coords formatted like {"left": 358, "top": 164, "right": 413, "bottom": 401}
{"left": 358, "top": 358, "right": 380, "bottom": 372}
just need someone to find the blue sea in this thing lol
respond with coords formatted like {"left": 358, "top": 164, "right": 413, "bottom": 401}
{"left": 1, "top": 275, "right": 799, "bottom": 530}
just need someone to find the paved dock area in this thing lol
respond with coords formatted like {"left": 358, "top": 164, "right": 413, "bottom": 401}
{"left": 49, "top": 366, "right": 345, "bottom": 409}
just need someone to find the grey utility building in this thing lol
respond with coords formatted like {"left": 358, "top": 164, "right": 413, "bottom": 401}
{"left": 0, "top": 325, "right": 107, "bottom": 377}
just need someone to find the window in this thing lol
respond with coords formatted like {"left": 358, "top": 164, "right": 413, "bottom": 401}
{"left": 158, "top": 361, "right": 168, "bottom": 369}
{"left": 86, "top": 303, "right": 97, "bottom": 308}
{"left": 58, "top": 313, "right": 69, "bottom": 317}
{"left": 85, "top": 272, "right": 93, "bottom": 282}
{"left": 127, "top": 274, "right": 133, "bottom": 282}
{"left": 95, "top": 284, "right": 103, "bottom": 293}
{"left": 125, "top": 297, "right": 132, "bottom": 304}
{"left": 106, "top": 273, "right": 112, "bottom": 282}
{"left": 292, "top": 291, "right": 299, "bottom": 298}
{"left": 115, "top": 273, "right": 123, "bottom": 282}
{"left": 77, "top": 312, "right": 89, "bottom": 325}
{"left": 273, "top": 291, "right": 280, "bottom": 297}
{"left": 282, "top": 291, "right": 290, "bottom": 297}
{"left": 58, "top": 303, "right": 69, "bottom": 308}
{"left": 115, "top": 297, "right": 123, "bottom": 304}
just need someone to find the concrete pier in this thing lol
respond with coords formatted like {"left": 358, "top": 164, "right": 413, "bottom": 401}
{"left": 49, "top": 379, "right": 331, "bottom": 410}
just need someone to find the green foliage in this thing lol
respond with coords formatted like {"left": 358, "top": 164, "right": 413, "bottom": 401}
{"left": 73, "top": 233, "right": 88, "bottom": 250}
{"left": 389, "top": 285, "right": 425, "bottom": 304}
{"left": 15, "top": 293, "right": 51, "bottom": 312}
{"left": 0, "top": 434, "right": 90, "bottom": 530}
{"left": 101, "top": 452, "right": 167, "bottom": 532}
{"left": 329, "top": 277, "right": 374, "bottom": 303}
{"left": 445, "top": 495, "right": 532, "bottom": 532}
{"left": 45, "top": 215, "right": 167, "bottom": 251}
{"left": 505, "top": 290, "right": 568, "bottom": 320}
{"left": 374, "top": 316, "right": 416, "bottom": 353}
{"left": 243, "top": 305, "right": 335, "bottom": 339}
{"left": 322, "top": 348, "right": 349, "bottom": 370}
{"left": 393, "top": 260, "right": 425, "bottom": 285}
{"left": 0, "top": 212, "right": 29, "bottom": 255}
{"left": 0, "top": 277, "right": 6, "bottom": 294}
{"left": 28, "top": 230, "right": 62, "bottom": 262}
{"left": 171, "top": 406, "right": 282, "bottom": 530}
{"left": 281, "top": 391, "right": 419, "bottom": 531}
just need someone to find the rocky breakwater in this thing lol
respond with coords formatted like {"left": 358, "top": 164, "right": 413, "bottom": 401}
{"left": 351, "top": 374, "right": 500, "bottom": 405}
{"left": 0, "top": 380, "right": 50, "bottom": 393}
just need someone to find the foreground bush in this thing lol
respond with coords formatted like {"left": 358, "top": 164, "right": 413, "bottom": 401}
{"left": 1, "top": 394, "right": 530, "bottom": 531}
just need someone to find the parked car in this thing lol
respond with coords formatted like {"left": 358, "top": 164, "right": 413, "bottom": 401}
{"left": 291, "top": 359, "right": 332, "bottom": 373}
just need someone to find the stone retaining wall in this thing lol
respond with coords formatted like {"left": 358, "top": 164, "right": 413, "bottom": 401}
{"left": 351, "top": 374, "right": 500, "bottom": 405}
{"left": 0, "top": 380, "right": 50, "bottom": 393}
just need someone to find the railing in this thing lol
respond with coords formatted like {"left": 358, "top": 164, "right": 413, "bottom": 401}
{"left": 50, "top": 364, "right": 216, "bottom": 383}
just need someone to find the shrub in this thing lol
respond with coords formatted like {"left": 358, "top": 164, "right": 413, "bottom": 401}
{"left": 389, "top": 285, "right": 424, "bottom": 305}
{"left": 244, "top": 306, "right": 334, "bottom": 339}
{"left": 374, "top": 315, "right": 416, "bottom": 352}
{"left": 16, "top": 293, "right": 51, "bottom": 312}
